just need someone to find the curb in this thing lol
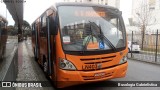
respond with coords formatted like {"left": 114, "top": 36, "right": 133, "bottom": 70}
{"left": 128, "top": 58, "right": 160, "bottom": 65}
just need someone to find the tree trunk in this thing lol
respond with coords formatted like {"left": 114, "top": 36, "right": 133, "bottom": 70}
{"left": 18, "top": 23, "right": 22, "bottom": 42}
{"left": 141, "top": 25, "right": 145, "bottom": 50}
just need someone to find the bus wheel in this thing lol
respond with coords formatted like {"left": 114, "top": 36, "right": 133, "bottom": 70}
{"left": 43, "top": 56, "right": 48, "bottom": 77}
{"left": 34, "top": 48, "right": 37, "bottom": 61}
{"left": 0, "top": 55, "right": 2, "bottom": 61}
{"left": 128, "top": 48, "right": 131, "bottom": 53}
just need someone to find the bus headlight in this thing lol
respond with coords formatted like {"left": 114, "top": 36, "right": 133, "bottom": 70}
{"left": 119, "top": 56, "right": 127, "bottom": 64}
{"left": 59, "top": 58, "right": 77, "bottom": 70}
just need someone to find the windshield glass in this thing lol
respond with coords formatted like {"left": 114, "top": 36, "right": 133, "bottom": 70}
{"left": 58, "top": 6, "right": 126, "bottom": 51}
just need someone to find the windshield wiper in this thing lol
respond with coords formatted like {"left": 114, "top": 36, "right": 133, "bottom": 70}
{"left": 81, "top": 21, "right": 117, "bottom": 53}
{"left": 89, "top": 21, "right": 117, "bottom": 52}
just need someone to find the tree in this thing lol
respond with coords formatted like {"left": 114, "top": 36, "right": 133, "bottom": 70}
{"left": 22, "top": 20, "right": 31, "bottom": 37}
{"left": 8, "top": 25, "right": 18, "bottom": 35}
{"left": 22, "top": 20, "right": 31, "bottom": 31}
{"left": 14, "top": 20, "right": 31, "bottom": 41}
{"left": 135, "top": 0, "right": 153, "bottom": 50}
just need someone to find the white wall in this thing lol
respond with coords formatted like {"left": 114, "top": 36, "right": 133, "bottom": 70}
{"left": 119, "top": 0, "right": 132, "bottom": 25}
{"left": 108, "top": 0, "right": 117, "bottom": 8}
{"left": 155, "top": 0, "right": 160, "bottom": 9}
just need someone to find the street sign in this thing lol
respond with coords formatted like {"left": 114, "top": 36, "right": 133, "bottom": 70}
{"left": 99, "top": 42, "right": 105, "bottom": 49}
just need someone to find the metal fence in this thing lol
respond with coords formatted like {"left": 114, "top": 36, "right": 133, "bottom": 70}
{"left": 127, "top": 30, "right": 160, "bottom": 64}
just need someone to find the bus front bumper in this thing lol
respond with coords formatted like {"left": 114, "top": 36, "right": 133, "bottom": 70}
{"left": 57, "top": 62, "right": 128, "bottom": 88}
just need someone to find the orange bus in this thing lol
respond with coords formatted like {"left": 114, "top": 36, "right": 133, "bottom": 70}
{"left": 32, "top": 3, "right": 128, "bottom": 88}
{"left": 0, "top": 15, "right": 8, "bottom": 60}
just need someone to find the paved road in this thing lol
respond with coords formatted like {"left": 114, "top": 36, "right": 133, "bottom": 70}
{"left": 16, "top": 40, "right": 53, "bottom": 90}
{"left": 0, "top": 37, "right": 17, "bottom": 80}
{"left": 4, "top": 37, "right": 18, "bottom": 58}
{"left": 16, "top": 40, "right": 160, "bottom": 90}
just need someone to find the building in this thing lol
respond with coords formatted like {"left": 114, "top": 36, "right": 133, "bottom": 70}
{"left": 149, "top": 0, "right": 160, "bottom": 10}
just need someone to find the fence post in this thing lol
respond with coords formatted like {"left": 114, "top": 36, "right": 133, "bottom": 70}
{"left": 131, "top": 31, "right": 133, "bottom": 58}
{"left": 155, "top": 29, "right": 158, "bottom": 62}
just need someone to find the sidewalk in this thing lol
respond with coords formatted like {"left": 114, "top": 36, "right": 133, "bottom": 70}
{"left": 128, "top": 53, "right": 160, "bottom": 65}
{"left": 16, "top": 41, "right": 53, "bottom": 90}
{"left": 141, "top": 50, "right": 160, "bottom": 55}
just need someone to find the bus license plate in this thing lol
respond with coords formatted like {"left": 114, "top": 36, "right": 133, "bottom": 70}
{"left": 82, "top": 64, "right": 97, "bottom": 70}
{"left": 82, "top": 63, "right": 102, "bottom": 70}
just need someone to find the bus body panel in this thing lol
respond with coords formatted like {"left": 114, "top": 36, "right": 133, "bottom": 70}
{"left": 57, "top": 62, "right": 128, "bottom": 88}
{"left": 31, "top": 3, "right": 128, "bottom": 88}
{"left": 65, "top": 49, "right": 128, "bottom": 71}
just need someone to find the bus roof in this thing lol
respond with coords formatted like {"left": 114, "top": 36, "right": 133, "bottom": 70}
{"left": 55, "top": 2, "right": 119, "bottom": 11}
{"left": 0, "top": 14, "right": 8, "bottom": 23}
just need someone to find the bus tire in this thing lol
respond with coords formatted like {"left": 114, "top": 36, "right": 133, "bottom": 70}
{"left": 128, "top": 48, "right": 131, "bottom": 53}
{"left": 43, "top": 56, "right": 49, "bottom": 78}
{"left": 34, "top": 48, "right": 38, "bottom": 61}
{"left": 0, "top": 55, "right": 2, "bottom": 61}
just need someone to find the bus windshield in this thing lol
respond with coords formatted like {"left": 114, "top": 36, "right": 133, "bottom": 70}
{"left": 58, "top": 6, "right": 126, "bottom": 51}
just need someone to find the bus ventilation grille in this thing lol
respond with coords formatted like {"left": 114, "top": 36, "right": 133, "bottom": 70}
{"left": 80, "top": 55, "right": 116, "bottom": 64}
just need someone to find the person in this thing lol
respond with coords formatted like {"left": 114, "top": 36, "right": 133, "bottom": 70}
{"left": 83, "top": 35, "right": 97, "bottom": 45}
{"left": 83, "top": 23, "right": 99, "bottom": 50}
{"left": 83, "top": 34, "right": 99, "bottom": 50}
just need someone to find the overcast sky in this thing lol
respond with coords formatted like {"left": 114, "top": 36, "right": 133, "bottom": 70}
{"left": 0, "top": 0, "right": 63, "bottom": 25}
{"left": 0, "top": 2, "right": 14, "bottom": 25}
{"left": 0, "top": 0, "right": 132, "bottom": 25}
{"left": 24, "top": 0, "right": 64, "bottom": 24}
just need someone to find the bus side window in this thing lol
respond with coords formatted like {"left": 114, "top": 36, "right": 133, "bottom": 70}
{"left": 32, "top": 24, "right": 35, "bottom": 36}
{"left": 48, "top": 13, "right": 57, "bottom": 35}
{"left": 40, "top": 14, "right": 47, "bottom": 37}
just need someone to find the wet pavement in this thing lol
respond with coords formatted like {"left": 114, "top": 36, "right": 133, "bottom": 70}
{"left": 0, "top": 36, "right": 18, "bottom": 80}
{"left": 16, "top": 40, "right": 54, "bottom": 90}
{"left": 15, "top": 39, "right": 160, "bottom": 90}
